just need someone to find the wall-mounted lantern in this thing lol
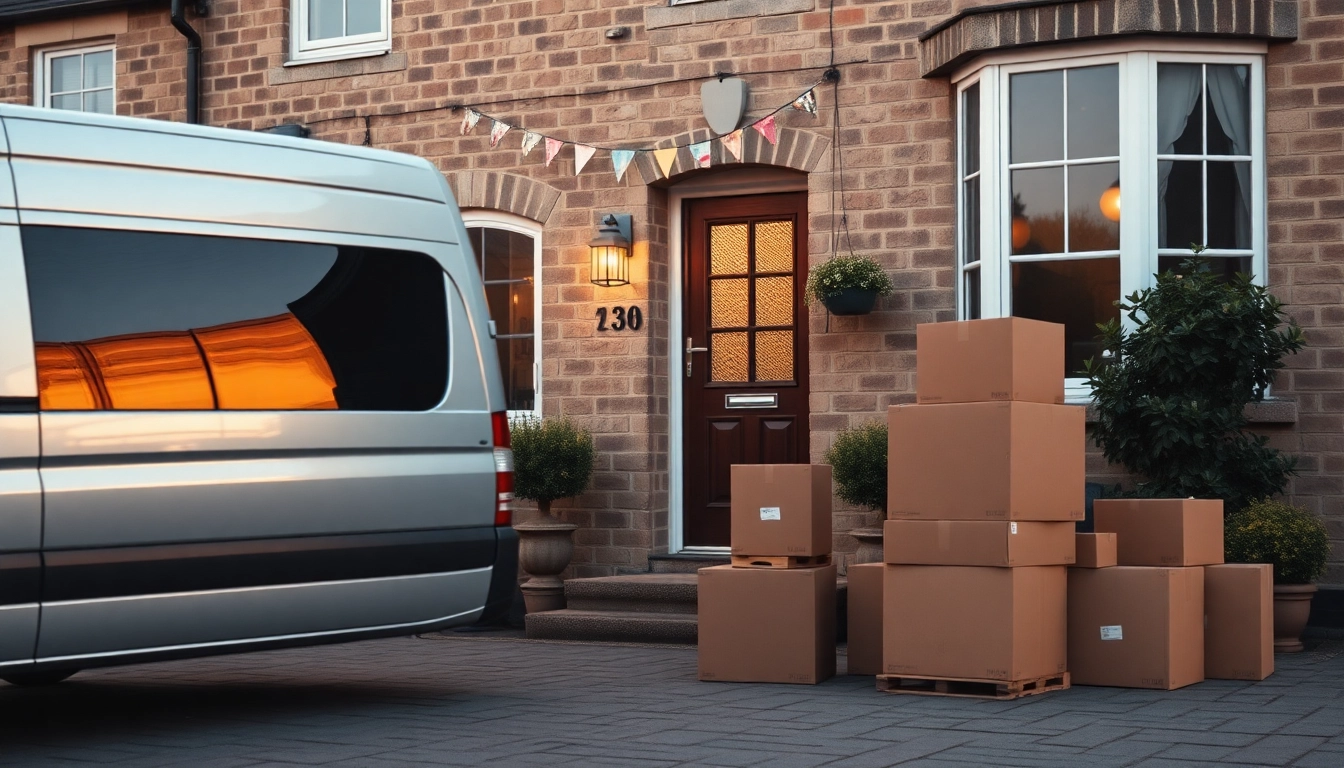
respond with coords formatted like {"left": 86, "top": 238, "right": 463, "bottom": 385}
{"left": 589, "top": 213, "right": 632, "bottom": 287}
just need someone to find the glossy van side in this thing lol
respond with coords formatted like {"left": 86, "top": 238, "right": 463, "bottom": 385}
{"left": 0, "top": 105, "right": 517, "bottom": 683}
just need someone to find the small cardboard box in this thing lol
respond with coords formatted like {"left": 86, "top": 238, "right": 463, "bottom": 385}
{"left": 1093, "top": 499, "right": 1224, "bottom": 566}
{"left": 883, "top": 520, "right": 1076, "bottom": 567}
{"left": 846, "top": 563, "right": 883, "bottom": 676}
{"left": 1068, "top": 566, "right": 1204, "bottom": 690}
{"left": 1205, "top": 564, "right": 1274, "bottom": 681}
{"left": 730, "top": 465, "right": 832, "bottom": 557}
{"left": 698, "top": 564, "right": 836, "bottom": 684}
{"left": 916, "top": 318, "right": 1066, "bottom": 405}
{"left": 888, "top": 402, "right": 1085, "bottom": 521}
{"left": 883, "top": 565, "right": 1067, "bottom": 682}
{"left": 1073, "top": 533, "right": 1118, "bottom": 569}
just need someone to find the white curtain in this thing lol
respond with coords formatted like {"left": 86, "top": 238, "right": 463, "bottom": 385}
{"left": 1206, "top": 65, "right": 1253, "bottom": 249}
{"left": 1156, "top": 65, "right": 1202, "bottom": 245}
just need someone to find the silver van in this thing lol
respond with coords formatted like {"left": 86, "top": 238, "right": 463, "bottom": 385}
{"left": 0, "top": 106, "right": 518, "bottom": 685}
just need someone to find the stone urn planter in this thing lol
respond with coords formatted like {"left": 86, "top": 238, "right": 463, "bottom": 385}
{"left": 849, "top": 527, "right": 885, "bottom": 570}
{"left": 516, "top": 503, "right": 578, "bottom": 615}
{"left": 1272, "top": 584, "right": 1316, "bottom": 653}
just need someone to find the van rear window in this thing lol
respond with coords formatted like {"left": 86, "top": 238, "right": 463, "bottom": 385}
{"left": 22, "top": 226, "right": 448, "bottom": 412}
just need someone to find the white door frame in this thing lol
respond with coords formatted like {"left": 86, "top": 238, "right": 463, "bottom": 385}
{"left": 667, "top": 169, "right": 809, "bottom": 554}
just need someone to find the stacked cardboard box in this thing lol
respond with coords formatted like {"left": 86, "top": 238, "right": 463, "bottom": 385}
{"left": 880, "top": 318, "right": 1081, "bottom": 695}
{"left": 698, "top": 465, "right": 837, "bottom": 684}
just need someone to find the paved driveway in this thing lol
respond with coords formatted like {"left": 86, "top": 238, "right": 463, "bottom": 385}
{"left": 1, "top": 633, "right": 1342, "bottom": 767}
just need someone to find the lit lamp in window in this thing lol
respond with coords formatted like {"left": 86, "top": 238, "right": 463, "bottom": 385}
{"left": 589, "top": 213, "right": 632, "bottom": 287}
{"left": 1099, "top": 180, "right": 1121, "bottom": 223}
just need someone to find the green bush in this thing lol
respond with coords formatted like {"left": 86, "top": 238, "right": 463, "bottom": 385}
{"left": 1225, "top": 499, "right": 1331, "bottom": 584}
{"left": 804, "top": 255, "right": 894, "bottom": 305}
{"left": 509, "top": 416, "right": 595, "bottom": 512}
{"left": 1086, "top": 254, "right": 1304, "bottom": 513}
{"left": 824, "top": 421, "right": 887, "bottom": 513}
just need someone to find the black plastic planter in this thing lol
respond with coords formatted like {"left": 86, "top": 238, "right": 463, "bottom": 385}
{"left": 820, "top": 288, "right": 879, "bottom": 316}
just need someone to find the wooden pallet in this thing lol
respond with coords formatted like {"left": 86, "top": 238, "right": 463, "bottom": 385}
{"left": 730, "top": 553, "right": 832, "bottom": 569}
{"left": 876, "top": 672, "right": 1069, "bottom": 700}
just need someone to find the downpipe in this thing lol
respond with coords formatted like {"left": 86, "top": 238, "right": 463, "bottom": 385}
{"left": 170, "top": 0, "right": 204, "bottom": 124}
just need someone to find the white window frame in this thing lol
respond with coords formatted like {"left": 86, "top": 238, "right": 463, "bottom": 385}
{"left": 289, "top": 0, "right": 391, "bottom": 65}
{"left": 462, "top": 211, "right": 544, "bottom": 420}
{"left": 954, "top": 39, "right": 1267, "bottom": 401}
{"left": 33, "top": 41, "right": 116, "bottom": 114}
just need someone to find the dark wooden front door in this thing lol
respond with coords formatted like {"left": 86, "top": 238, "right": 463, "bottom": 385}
{"left": 682, "top": 192, "right": 810, "bottom": 548}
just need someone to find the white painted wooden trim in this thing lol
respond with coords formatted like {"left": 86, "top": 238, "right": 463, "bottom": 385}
{"left": 33, "top": 41, "right": 115, "bottom": 113}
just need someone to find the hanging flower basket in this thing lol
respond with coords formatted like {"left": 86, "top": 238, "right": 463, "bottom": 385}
{"left": 805, "top": 255, "right": 893, "bottom": 317}
{"left": 821, "top": 288, "right": 879, "bottom": 316}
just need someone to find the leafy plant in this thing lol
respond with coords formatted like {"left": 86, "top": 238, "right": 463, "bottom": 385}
{"left": 1086, "top": 254, "right": 1304, "bottom": 513}
{"left": 804, "top": 255, "right": 894, "bottom": 305}
{"left": 824, "top": 421, "right": 887, "bottom": 513}
{"left": 1225, "top": 498, "right": 1331, "bottom": 584}
{"left": 509, "top": 416, "right": 595, "bottom": 514}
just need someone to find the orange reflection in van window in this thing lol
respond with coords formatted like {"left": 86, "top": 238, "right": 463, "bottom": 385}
{"left": 196, "top": 314, "right": 337, "bottom": 410}
{"left": 84, "top": 331, "right": 216, "bottom": 410}
{"left": 35, "top": 343, "right": 105, "bottom": 410}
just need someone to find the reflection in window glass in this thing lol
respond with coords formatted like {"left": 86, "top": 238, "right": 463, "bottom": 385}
{"left": 1010, "top": 70, "right": 1064, "bottom": 163}
{"left": 1012, "top": 258, "right": 1120, "bottom": 377}
{"left": 1067, "top": 162, "right": 1120, "bottom": 252}
{"left": 468, "top": 227, "right": 537, "bottom": 413}
{"left": 1011, "top": 167, "right": 1065, "bottom": 255}
{"left": 24, "top": 227, "right": 447, "bottom": 411}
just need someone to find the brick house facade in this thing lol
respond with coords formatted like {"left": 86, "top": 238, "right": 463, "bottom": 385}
{"left": 0, "top": 0, "right": 1340, "bottom": 589}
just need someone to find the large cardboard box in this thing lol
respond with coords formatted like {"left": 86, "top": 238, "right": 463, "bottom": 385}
{"left": 1205, "top": 564, "right": 1274, "bottom": 681}
{"left": 1093, "top": 499, "right": 1224, "bottom": 566}
{"left": 698, "top": 564, "right": 836, "bottom": 684}
{"left": 916, "top": 318, "right": 1066, "bottom": 405}
{"left": 883, "top": 565, "right": 1067, "bottom": 681}
{"left": 730, "top": 464, "right": 832, "bottom": 557}
{"left": 1073, "top": 533, "right": 1118, "bottom": 569}
{"left": 883, "top": 520, "right": 1075, "bottom": 567}
{"left": 1068, "top": 566, "right": 1204, "bottom": 690}
{"left": 846, "top": 563, "right": 883, "bottom": 676}
{"left": 888, "top": 402, "right": 1085, "bottom": 521}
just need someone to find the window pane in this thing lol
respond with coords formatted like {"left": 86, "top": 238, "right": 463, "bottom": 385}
{"left": 1158, "top": 63, "right": 1203, "bottom": 156}
{"left": 51, "top": 93, "right": 82, "bottom": 111}
{"left": 309, "top": 0, "right": 345, "bottom": 40}
{"left": 347, "top": 0, "right": 381, "bottom": 36}
{"left": 478, "top": 228, "right": 532, "bottom": 282}
{"left": 1207, "top": 161, "right": 1252, "bottom": 250}
{"left": 1206, "top": 65, "right": 1250, "bottom": 156}
{"left": 710, "top": 331, "right": 748, "bottom": 382}
{"left": 710, "top": 223, "right": 749, "bottom": 275}
{"left": 84, "top": 89, "right": 114, "bottom": 115}
{"left": 963, "top": 266, "right": 981, "bottom": 320}
{"left": 84, "top": 50, "right": 113, "bottom": 89}
{"left": 963, "top": 82, "right": 980, "bottom": 173}
{"left": 496, "top": 337, "right": 535, "bottom": 412}
{"left": 1066, "top": 65, "right": 1119, "bottom": 159}
{"left": 1010, "top": 70, "right": 1063, "bottom": 163}
{"left": 24, "top": 226, "right": 448, "bottom": 411}
{"left": 1011, "top": 258, "right": 1120, "bottom": 377}
{"left": 50, "top": 54, "right": 82, "bottom": 93}
{"left": 962, "top": 176, "right": 980, "bottom": 265}
{"left": 711, "top": 278, "right": 749, "bottom": 328}
{"left": 1158, "top": 160, "right": 1203, "bottom": 249}
{"left": 1158, "top": 255, "right": 1252, "bottom": 281}
{"left": 1067, "top": 162, "right": 1120, "bottom": 252}
{"left": 753, "top": 220, "right": 793, "bottom": 274}
{"left": 1011, "top": 167, "right": 1065, "bottom": 255}
{"left": 754, "top": 330, "right": 793, "bottom": 382}
{"left": 485, "top": 281, "right": 533, "bottom": 337}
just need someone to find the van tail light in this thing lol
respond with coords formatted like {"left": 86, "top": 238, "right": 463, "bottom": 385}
{"left": 492, "top": 411, "right": 514, "bottom": 527}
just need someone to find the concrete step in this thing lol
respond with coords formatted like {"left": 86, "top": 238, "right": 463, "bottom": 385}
{"left": 524, "top": 609, "right": 698, "bottom": 644}
{"left": 564, "top": 574, "right": 698, "bottom": 614}
{"left": 648, "top": 553, "right": 730, "bottom": 574}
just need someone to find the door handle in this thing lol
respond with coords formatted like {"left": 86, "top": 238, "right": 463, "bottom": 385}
{"left": 685, "top": 336, "right": 708, "bottom": 378}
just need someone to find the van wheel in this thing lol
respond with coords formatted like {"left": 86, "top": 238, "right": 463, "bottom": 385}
{"left": 1, "top": 670, "right": 78, "bottom": 687}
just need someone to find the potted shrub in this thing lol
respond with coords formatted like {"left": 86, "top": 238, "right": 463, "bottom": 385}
{"left": 824, "top": 421, "right": 887, "bottom": 568}
{"left": 1225, "top": 499, "right": 1331, "bottom": 653}
{"left": 804, "top": 255, "right": 894, "bottom": 316}
{"left": 510, "top": 416, "right": 595, "bottom": 613}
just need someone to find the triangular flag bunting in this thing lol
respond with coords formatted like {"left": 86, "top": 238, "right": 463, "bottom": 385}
{"left": 752, "top": 114, "right": 778, "bottom": 145}
{"left": 653, "top": 147, "right": 678, "bottom": 179}
{"left": 689, "top": 140, "right": 712, "bottom": 169}
{"left": 722, "top": 130, "right": 744, "bottom": 162}
{"left": 489, "top": 120, "right": 511, "bottom": 148}
{"left": 611, "top": 150, "right": 636, "bottom": 182}
{"left": 521, "top": 131, "right": 542, "bottom": 157}
{"left": 545, "top": 137, "right": 564, "bottom": 167}
{"left": 460, "top": 110, "right": 481, "bottom": 135}
{"left": 574, "top": 144, "right": 597, "bottom": 174}
{"left": 792, "top": 90, "right": 817, "bottom": 115}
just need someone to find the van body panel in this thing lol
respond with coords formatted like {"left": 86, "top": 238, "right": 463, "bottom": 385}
{"left": 0, "top": 228, "right": 36, "bottom": 398}
{"left": 0, "top": 606, "right": 38, "bottom": 665}
{"left": 35, "top": 568, "right": 491, "bottom": 660}
{"left": 0, "top": 418, "right": 41, "bottom": 554}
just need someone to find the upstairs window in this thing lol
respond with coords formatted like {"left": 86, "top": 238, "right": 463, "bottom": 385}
{"left": 35, "top": 43, "right": 115, "bottom": 115}
{"left": 291, "top": 0, "right": 391, "bottom": 64}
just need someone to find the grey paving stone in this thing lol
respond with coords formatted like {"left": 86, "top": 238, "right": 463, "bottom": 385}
{"left": 1223, "top": 735, "right": 1328, "bottom": 765}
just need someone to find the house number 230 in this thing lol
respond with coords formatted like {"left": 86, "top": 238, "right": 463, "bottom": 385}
{"left": 596, "top": 306, "right": 643, "bottom": 332}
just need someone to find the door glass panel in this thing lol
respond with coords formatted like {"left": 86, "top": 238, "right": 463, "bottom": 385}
{"left": 1011, "top": 167, "right": 1065, "bottom": 255}
{"left": 754, "top": 276, "right": 792, "bottom": 327}
{"left": 710, "top": 278, "right": 749, "bottom": 328}
{"left": 710, "top": 332, "right": 748, "bottom": 382}
{"left": 753, "top": 221, "right": 793, "bottom": 273}
{"left": 710, "top": 223, "right": 749, "bottom": 275}
{"left": 1010, "top": 70, "right": 1063, "bottom": 163}
{"left": 1067, "top": 162, "right": 1120, "bottom": 252}
{"left": 1011, "top": 257, "right": 1120, "bottom": 377}
{"left": 754, "top": 330, "right": 793, "bottom": 382}
{"left": 468, "top": 226, "right": 537, "bottom": 412}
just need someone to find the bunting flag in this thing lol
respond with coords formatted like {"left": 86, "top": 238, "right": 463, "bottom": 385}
{"left": 460, "top": 109, "right": 481, "bottom": 135}
{"left": 752, "top": 114, "right": 778, "bottom": 145}
{"left": 653, "top": 147, "right": 678, "bottom": 179}
{"left": 545, "top": 137, "right": 564, "bottom": 167}
{"left": 521, "top": 131, "right": 543, "bottom": 157}
{"left": 792, "top": 89, "right": 817, "bottom": 115}
{"left": 721, "top": 129, "right": 744, "bottom": 162}
{"left": 574, "top": 144, "right": 597, "bottom": 174}
{"left": 689, "top": 140, "right": 712, "bottom": 169}
{"left": 489, "top": 120, "right": 511, "bottom": 148}
{"left": 611, "top": 150, "right": 636, "bottom": 182}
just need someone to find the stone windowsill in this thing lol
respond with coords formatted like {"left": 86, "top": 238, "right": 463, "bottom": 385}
{"left": 268, "top": 51, "right": 407, "bottom": 86}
